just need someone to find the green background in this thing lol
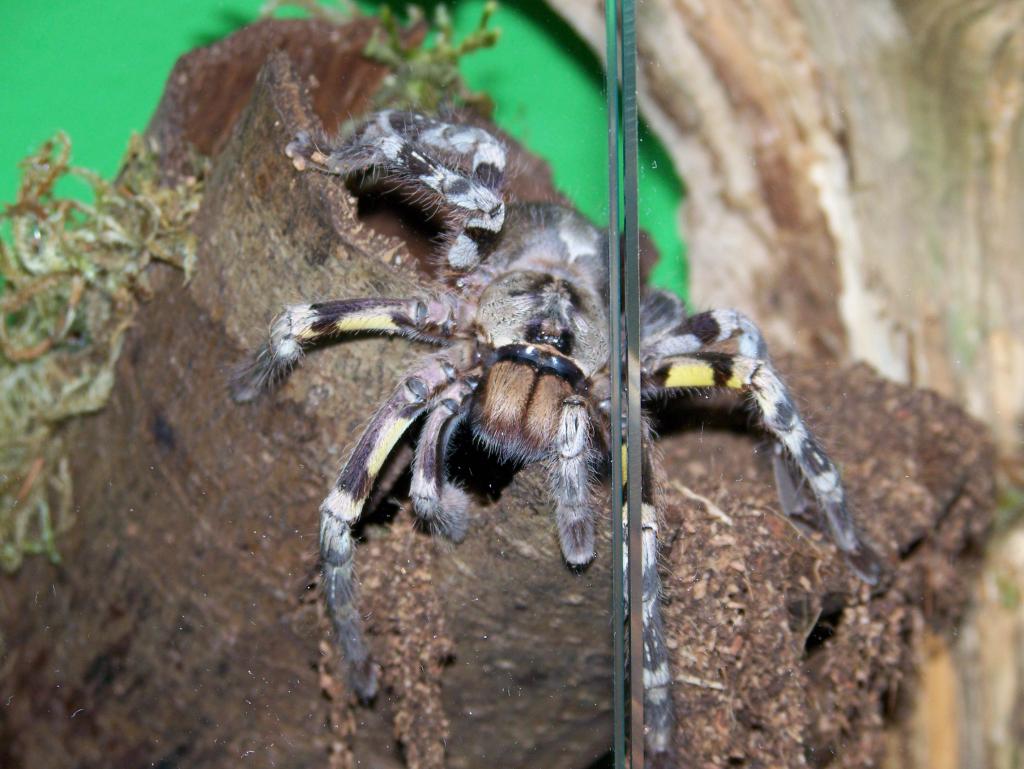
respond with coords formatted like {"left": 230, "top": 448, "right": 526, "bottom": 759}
{"left": 0, "top": 0, "right": 685, "bottom": 294}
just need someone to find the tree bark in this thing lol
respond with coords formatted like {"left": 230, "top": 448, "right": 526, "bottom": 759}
{"left": 545, "top": 1, "right": 1023, "bottom": 765}
{"left": 0, "top": 17, "right": 998, "bottom": 769}
{"left": 549, "top": 0, "right": 1024, "bottom": 458}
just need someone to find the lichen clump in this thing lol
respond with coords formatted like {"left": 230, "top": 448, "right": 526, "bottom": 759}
{"left": 366, "top": 2, "right": 500, "bottom": 115}
{"left": 265, "top": 0, "right": 501, "bottom": 114}
{"left": 0, "top": 133, "right": 204, "bottom": 571}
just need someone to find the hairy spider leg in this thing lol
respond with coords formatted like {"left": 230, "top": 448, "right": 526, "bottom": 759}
{"left": 640, "top": 448, "right": 675, "bottom": 762}
{"left": 410, "top": 377, "right": 477, "bottom": 542}
{"left": 617, "top": 427, "right": 676, "bottom": 762}
{"left": 387, "top": 110, "right": 507, "bottom": 189}
{"left": 230, "top": 297, "right": 455, "bottom": 402}
{"left": 680, "top": 308, "right": 769, "bottom": 359}
{"left": 640, "top": 290, "right": 768, "bottom": 362}
{"left": 643, "top": 303, "right": 855, "bottom": 542}
{"left": 319, "top": 354, "right": 459, "bottom": 699}
{"left": 364, "top": 113, "right": 510, "bottom": 269}
{"left": 649, "top": 352, "right": 881, "bottom": 584}
{"left": 550, "top": 395, "right": 598, "bottom": 566}
{"left": 771, "top": 442, "right": 817, "bottom": 524}
{"left": 286, "top": 110, "right": 507, "bottom": 272}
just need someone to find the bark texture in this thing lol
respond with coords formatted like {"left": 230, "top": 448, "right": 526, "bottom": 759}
{"left": 0, "top": 17, "right": 998, "bottom": 769}
{"left": 548, "top": 0, "right": 1024, "bottom": 458}
{"left": 545, "top": 1, "right": 1022, "bottom": 765}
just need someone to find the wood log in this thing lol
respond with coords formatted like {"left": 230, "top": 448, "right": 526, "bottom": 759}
{"left": 0, "top": 17, "right": 997, "bottom": 769}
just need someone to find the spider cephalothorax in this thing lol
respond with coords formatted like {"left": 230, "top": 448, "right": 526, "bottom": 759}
{"left": 231, "top": 110, "right": 880, "bottom": 760}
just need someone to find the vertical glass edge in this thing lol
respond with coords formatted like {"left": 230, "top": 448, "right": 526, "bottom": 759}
{"left": 605, "top": 0, "right": 626, "bottom": 767}
{"left": 621, "top": 0, "right": 645, "bottom": 765}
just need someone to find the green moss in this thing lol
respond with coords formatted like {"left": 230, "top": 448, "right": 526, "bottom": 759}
{"left": 366, "top": 2, "right": 500, "bottom": 114}
{"left": 0, "top": 133, "right": 205, "bottom": 571}
{"left": 262, "top": 1, "right": 502, "bottom": 114}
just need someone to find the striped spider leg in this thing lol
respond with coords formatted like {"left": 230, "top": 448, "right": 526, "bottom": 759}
{"left": 231, "top": 295, "right": 474, "bottom": 698}
{"left": 550, "top": 394, "right": 601, "bottom": 567}
{"left": 229, "top": 296, "right": 458, "bottom": 402}
{"left": 636, "top": 469, "right": 673, "bottom": 763}
{"left": 614, "top": 418, "right": 675, "bottom": 761}
{"left": 284, "top": 110, "right": 508, "bottom": 271}
{"left": 642, "top": 301, "right": 882, "bottom": 583}
{"left": 640, "top": 288, "right": 769, "bottom": 362}
{"left": 410, "top": 376, "right": 478, "bottom": 543}
{"left": 630, "top": 290, "right": 881, "bottom": 761}
{"left": 318, "top": 350, "right": 471, "bottom": 699}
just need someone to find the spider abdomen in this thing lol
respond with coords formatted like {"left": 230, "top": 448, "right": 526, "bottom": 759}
{"left": 473, "top": 360, "right": 572, "bottom": 462}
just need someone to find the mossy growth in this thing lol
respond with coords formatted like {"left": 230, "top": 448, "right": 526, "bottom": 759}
{"left": 365, "top": 2, "right": 500, "bottom": 115}
{"left": 0, "top": 133, "right": 205, "bottom": 571}
{"left": 263, "top": 1, "right": 500, "bottom": 114}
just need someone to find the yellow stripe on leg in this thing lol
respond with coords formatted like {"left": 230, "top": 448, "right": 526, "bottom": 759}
{"left": 663, "top": 362, "right": 716, "bottom": 388}
{"left": 662, "top": 360, "right": 750, "bottom": 390}
{"left": 367, "top": 416, "right": 415, "bottom": 477}
{"left": 334, "top": 314, "right": 399, "bottom": 334}
{"left": 295, "top": 313, "right": 400, "bottom": 340}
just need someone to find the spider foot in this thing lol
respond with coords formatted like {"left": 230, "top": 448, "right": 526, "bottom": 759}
{"left": 349, "top": 658, "right": 380, "bottom": 703}
{"left": 841, "top": 539, "right": 884, "bottom": 587}
{"left": 284, "top": 131, "right": 334, "bottom": 172}
{"left": 411, "top": 482, "right": 470, "bottom": 543}
{"left": 646, "top": 746, "right": 676, "bottom": 769}
{"left": 433, "top": 484, "right": 471, "bottom": 543}
{"left": 228, "top": 359, "right": 267, "bottom": 403}
{"left": 558, "top": 516, "right": 595, "bottom": 567}
{"left": 228, "top": 345, "right": 294, "bottom": 403}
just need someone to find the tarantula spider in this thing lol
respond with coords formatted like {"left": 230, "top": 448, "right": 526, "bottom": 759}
{"left": 231, "top": 110, "right": 880, "bottom": 759}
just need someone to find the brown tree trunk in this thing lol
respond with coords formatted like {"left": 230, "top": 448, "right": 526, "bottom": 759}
{"left": 0, "top": 16, "right": 998, "bottom": 769}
